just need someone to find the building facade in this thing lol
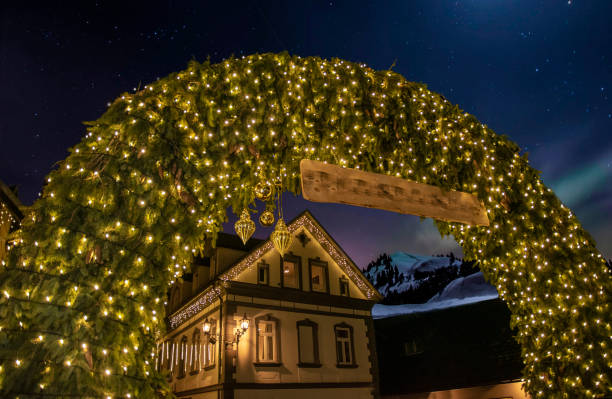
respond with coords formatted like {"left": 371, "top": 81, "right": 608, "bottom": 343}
{"left": 375, "top": 299, "right": 530, "bottom": 399}
{"left": 0, "top": 180, "right": 23, "bottom": 263}
{"left": 161, "top": 211, "right": 382, "bottom": 399}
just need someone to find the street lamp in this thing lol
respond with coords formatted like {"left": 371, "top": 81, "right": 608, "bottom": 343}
{"left": 203, "top": 318, "right": 216, "bottom": 344}
{"left": 235, "top": 313, "right": 250, "bottom": 342}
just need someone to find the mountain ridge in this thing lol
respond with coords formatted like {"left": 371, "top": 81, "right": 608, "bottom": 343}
{"left": 363, "top": 251, "right": 499, "bottom": 318}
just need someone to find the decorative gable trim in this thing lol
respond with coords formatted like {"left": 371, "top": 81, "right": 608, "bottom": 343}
{"left": 168, "top": 286, "right": 221, "bottom": 330}
{"left": 220, "top": 211, "right": 382, "bottom": 301}
{"left": 167, "top": 211, "right": 382, "bottom": 331}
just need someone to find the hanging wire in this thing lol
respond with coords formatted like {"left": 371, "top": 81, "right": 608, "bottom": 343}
{"left": 276, "top": 174, "right": 284, "bottom": 221}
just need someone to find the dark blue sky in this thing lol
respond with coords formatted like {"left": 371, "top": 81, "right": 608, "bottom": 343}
{"left": 1, "top": 0, "right": 610, "bottom": 266}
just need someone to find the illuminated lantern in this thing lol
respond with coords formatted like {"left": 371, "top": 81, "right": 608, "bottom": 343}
{"left": 234, "top": 209, "right": 255, "bottom": 245}
{"left": 239, "top": 314, "right": 250, "bottom": 331}
{"left": 271, "top": 218, "right": 292, "bottom": 256}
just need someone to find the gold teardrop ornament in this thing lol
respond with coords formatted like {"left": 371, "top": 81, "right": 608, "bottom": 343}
{"left": 254, "top": 181, "right": 273, "bottom": 201}
{"left": 271, "top": 218, "right": 292, "bottom": 256}
{"left": 234, "top": 209, "right": 255, "bottom": 245}
{"left": 259, "top": 210, "right": 275, "bottom": 227}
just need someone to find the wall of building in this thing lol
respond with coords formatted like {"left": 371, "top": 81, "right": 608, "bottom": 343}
{"left": 235, "top": 387, "right": 373, "bottom": 399}
{"left": 163, "top": 300, "right": 223, "bottom": 395}
{"left": 382, "top": 381, "right": 530, "bottom": 399}
{"left": 162, "top": 217, "right": 379, "bottom": 399}
{"left": 232, "top": 303, "right": 373, "bottom": 385}
{"left": 216, "top": 247, "right": 248, "bottom": 276}
{"left": 234, "top": 227, "right": 366, "bottom": 299}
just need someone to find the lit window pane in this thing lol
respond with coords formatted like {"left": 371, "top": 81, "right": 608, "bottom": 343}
{"left": 283, "top": 261, "right": 298, "bottom": 288}
{"left": 311, "top": 264, "right": 326, "bottom": 292}
{"left": 267, "top": 336, "right": 273, "bottom": 360}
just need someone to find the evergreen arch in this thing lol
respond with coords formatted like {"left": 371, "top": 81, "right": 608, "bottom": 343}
{"left": 0, "top": 53, "right": 609, "bottom": 398}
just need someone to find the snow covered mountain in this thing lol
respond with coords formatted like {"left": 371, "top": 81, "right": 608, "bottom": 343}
{"left": 363, "top": 251, "right": 462, "bottom": 296}
{"left": 363, "top": 252, "right": 499, "bottom": 318}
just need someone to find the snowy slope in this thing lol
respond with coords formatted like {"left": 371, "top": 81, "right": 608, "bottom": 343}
{"left": 365, "top": 253, "right": 499, "bottom": 319}
{"left": 427, "top": 272, "right": 498, "bottom": 302}
{"left": 372, "top": 295, "right": 498, "bottom": 319}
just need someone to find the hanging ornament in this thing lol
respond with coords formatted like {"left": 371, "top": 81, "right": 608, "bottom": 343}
{"left": 259, "top": 209, "right": 275, "bottom": 227}
{"left": 234, "top": 209, "right": 255, "bottom": 245}
{"left": 271, "top": 218, "right": 292, "bottom": 256}
{"left": 254, "top": 181, "right": 273, "bottom": 201}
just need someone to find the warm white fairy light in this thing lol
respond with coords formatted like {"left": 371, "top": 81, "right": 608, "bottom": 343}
{"left": 168, "top": 287, "right": 222, "bottom": 330}
{"left": 0, "top": 202, "right": 16, "bottom": 228}
{"left": 169, "top": 212, "right": 379, "bottom": 330}
{"left": 220, "top": 212, "right": 377, "bottom": 298}
{"left": 0, "top": 53, "right": 607, "bottom": 398}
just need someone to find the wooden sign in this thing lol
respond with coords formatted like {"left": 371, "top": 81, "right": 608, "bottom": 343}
{"left": 300, "top": 159, "right": 489, "bottom": 226}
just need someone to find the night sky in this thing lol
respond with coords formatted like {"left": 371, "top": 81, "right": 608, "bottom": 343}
{"left": 1, "top": 1, "right": 610, "bottom": 268}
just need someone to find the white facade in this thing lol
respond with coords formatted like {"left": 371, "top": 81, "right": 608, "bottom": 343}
{"left": 160, "top": 211, "right": 382, "bottom": 399}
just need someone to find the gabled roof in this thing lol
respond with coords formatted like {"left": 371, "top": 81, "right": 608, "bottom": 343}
{"left": 168, "top": 210, "right": 382, "bottom": 329}
{"left": 219, "top": 210, "right": 382, "bottom": 301}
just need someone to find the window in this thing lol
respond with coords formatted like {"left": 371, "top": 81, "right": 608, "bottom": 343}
{"left": 178, "top": 336, "right": 187, "bottom": 378}
{"left": 163, "top": 340, "right": 173, "bottom": 379}
{"left": 257, "top": 262, "right": 269, "bottom": 285}
{"left": 255, "top": 316, "right": 280, "bottom": 365}
{"left": 281, "top": 254, "right": 301, "bottom": 289}
{"left": 334, "top": 323, "right": 356, "bottom": 367}
{"left": 203, "top": 319, "right": 216, "bottom": 368}
{"left": 402, "top": 339, "right": 423, "bottom": 357}
{"left": 309, "top": 259, "right": 328, "bottom": 293}
{"left": 297, "top": 319, "right": 320, "bottom": 367}
{"left": 191, "top": 329, "right": 201, "bottom": 373}
{"left": 339, "top": 276, "right": 349, "bottom": 296}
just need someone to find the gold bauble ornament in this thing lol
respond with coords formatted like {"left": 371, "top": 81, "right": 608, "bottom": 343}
{"left": 259, "top": 210, "right": 275, "bottom": 227}
{"left": 234, "top": 209, "right": 255, "bottom": 245}
{"left": 254, "top": 181, "right": 273, "bottom": 201}
{"left": 271, "top": 218, "right": 292, "bottom": 256}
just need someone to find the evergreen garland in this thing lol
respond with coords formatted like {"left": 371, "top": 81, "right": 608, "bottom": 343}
{"left": 0, "top": 52, "right": 609, "bottom": 398}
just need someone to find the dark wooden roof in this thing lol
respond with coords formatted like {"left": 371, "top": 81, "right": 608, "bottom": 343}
{"left": 215, "top": 231, "right": 263, "bottom": 251}
{"left": 374, "top": 298, "right": 523, "bottom": 395}
{"left": 192, "top": 232, "right": 263, "bottom": 266}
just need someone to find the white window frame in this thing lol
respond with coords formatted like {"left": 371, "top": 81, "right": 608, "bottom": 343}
{"left": 334, "top": 324, "right": 356, "bottom": 367}
{"left": 257, "top": 319, "right": 279, "bottom": 363}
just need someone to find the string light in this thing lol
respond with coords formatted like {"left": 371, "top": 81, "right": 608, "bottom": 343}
{"left": 0, "top": 53, "right": 608, "bottom": 398}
